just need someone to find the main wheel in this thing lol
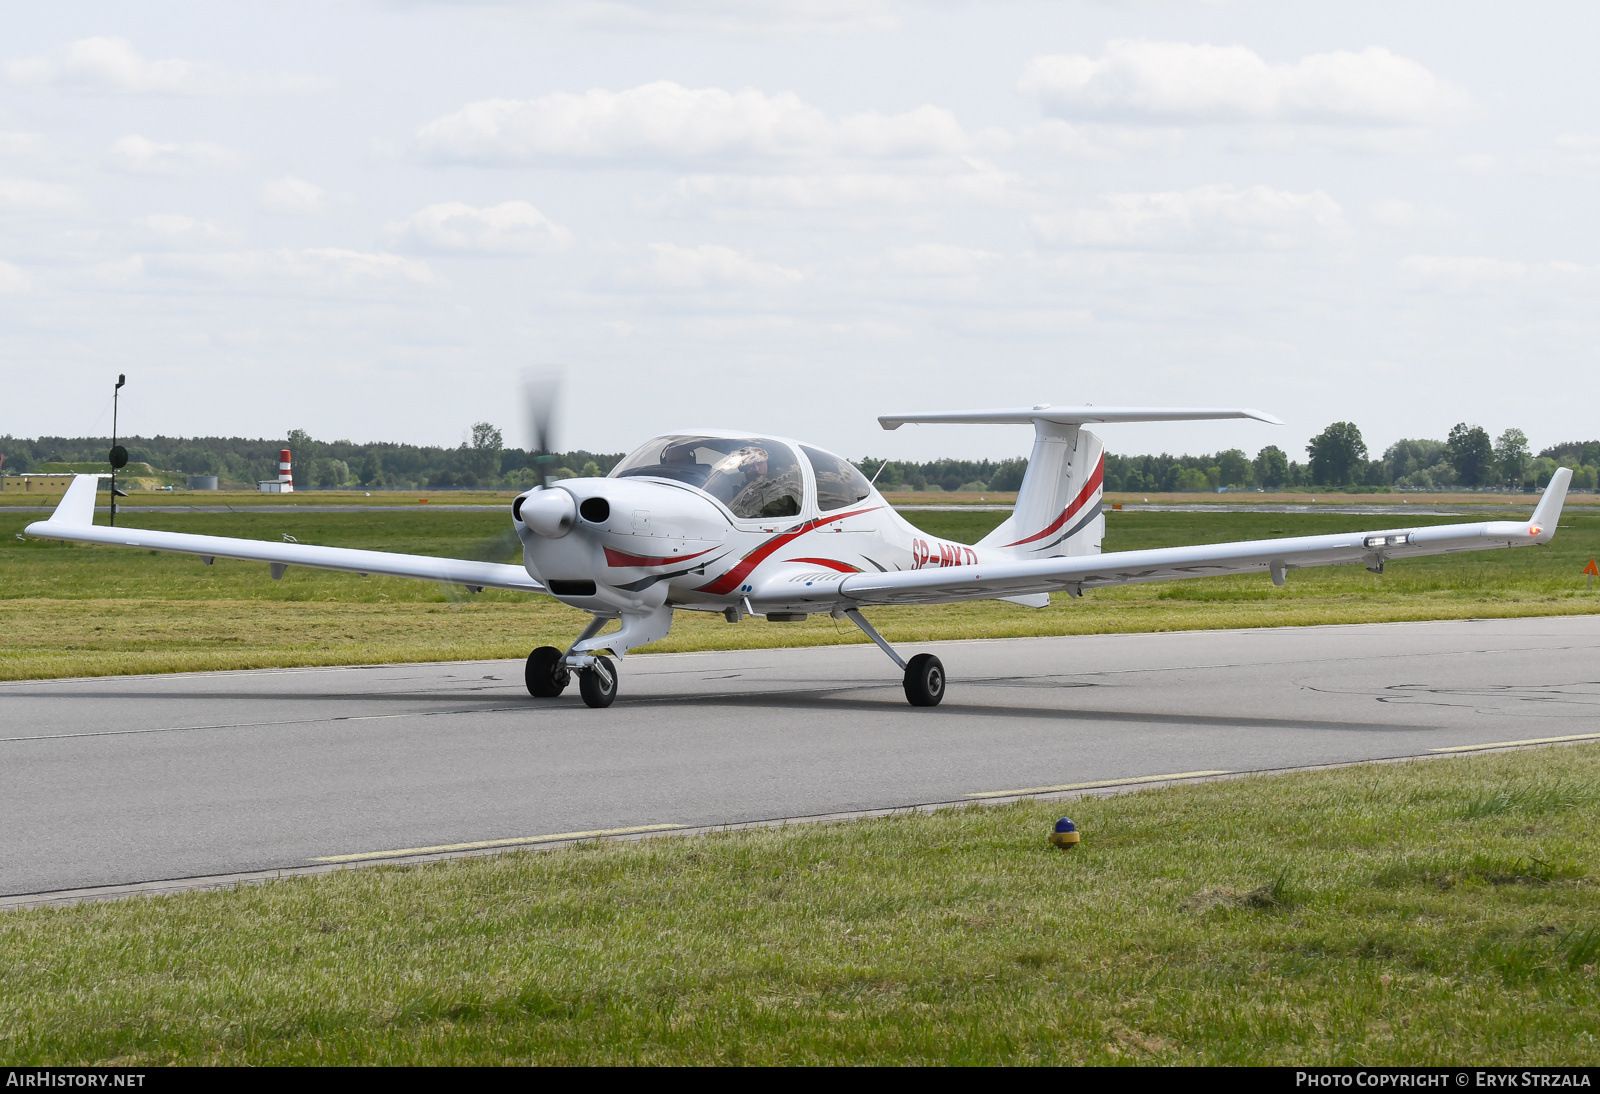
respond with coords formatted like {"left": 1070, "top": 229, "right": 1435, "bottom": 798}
{"left": 903, "top": 653, "right": 945, "bottom": 707}
{"left": 525, "top": 645, "right": 569, "bottom": 698}
{"left": 578, "top": 655, "right": 617, "bottom": 708}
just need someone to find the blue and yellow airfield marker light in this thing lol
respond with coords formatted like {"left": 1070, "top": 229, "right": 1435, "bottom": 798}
{"left": 1050, "top": 817, "right": 1080, "bottom": 850}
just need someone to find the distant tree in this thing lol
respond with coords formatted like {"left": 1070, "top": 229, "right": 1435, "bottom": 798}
{"left": 1306, "top": 422, "right": 1368, "bottom": 487}
{"left": 581, "top": 460, "right": 602, "bottom": 478}
{"left": 1216, "top": 449, "right": 1252, "bottom": 488}
{"left": 1446, "top": 423, "right": 1494, "bottom": 487}
{"left": 356, "top": 454, "right": 382, "bottom": 486}
{"left": 311, "top": 458, "right": 350, "bottom": 488}
{"left": 1173, "top": 467, "right": 1210, "bottom": 492}
{"left": 989, "top": 458, "right": 1027, "bottom": 492}
{"left": 467, "top": 422, "right": 503, "bottom": 481}
{"left": 1253, "top": 446, "right": 1290, "bottom": 489}
{"left": 1383, "top": 438, "right": 1446, "bottom": 486}
{"left": 1493, "top": 428, "right": 1531, "bottom": 488}
{"left": 1539, "top": 440, "right": 1600, "bottom": 468}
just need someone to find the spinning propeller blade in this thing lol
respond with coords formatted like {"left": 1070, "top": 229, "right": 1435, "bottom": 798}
{"left": 523, "top": 368, "right": 564, "bottom": 486}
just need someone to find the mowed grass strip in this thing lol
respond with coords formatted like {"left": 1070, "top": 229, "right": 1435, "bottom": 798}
{"left": 3, "top": 745, "right": 1598, "bottom": 1065}
{"left": 1, "top": 507, "right": 1597, "bottom": 681}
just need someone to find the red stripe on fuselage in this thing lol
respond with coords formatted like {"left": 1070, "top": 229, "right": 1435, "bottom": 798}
{"left": 1001, "top": 454, "right": 1105, "bottom": 549}
{"left": 604, "top": 544, "right": 719, "bottom": 568}
{"left": 697, "top": 507, "right": 879, "bottom": 595}
{"left": 784, "top": 557, "right": 863, "bottom": 573}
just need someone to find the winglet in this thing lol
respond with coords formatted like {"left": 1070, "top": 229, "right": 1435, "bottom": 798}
{"left": 1529, "top": 467, "right": 1572, "bottom": 544}
{"left": 45, "top": 474, "right": 103, "bottom": 528}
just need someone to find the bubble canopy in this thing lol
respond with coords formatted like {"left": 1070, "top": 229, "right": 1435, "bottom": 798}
{"left": 610, "top": 434, "right": 804, "bottom": 520}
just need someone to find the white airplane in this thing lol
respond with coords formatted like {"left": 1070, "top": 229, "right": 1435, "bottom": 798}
{"left": 25, "top": 406, "right": 1572, "bottom": 709}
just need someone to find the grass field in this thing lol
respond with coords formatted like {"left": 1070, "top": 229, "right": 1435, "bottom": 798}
{"left": 2, "top": 744, "right": 1597, "bottom": 1064}
{"left": 2, "top": 503, "right": 1596, "bottom": 681}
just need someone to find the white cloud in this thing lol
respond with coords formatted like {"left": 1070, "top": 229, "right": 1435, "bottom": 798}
{"left": 1019, "top": 41, "right": 1472, "bottom": 126}
{"left": 463, "top": 0, "right": 903, "bottom": 34}
{"left": 0, "top": 176, "right": 77, "bottom": 211}
{"left": 259, "top": 176, "right": 329, "bottom": 215}
{"left": 619, "top": 242, "right": 803, "bottom": 290}
{"left": 138, "top": 214, "right": 239, "bottom": 246}
{"left": 1033, "top": 185, "right": 1347, "bottom": 250}
{"left": 0, "top": 260, "right": 31, "bottom": 294}
{"left": 140, "top": 249, "right": 438, "bottom": 289}
{"left": 1370, "top": 199, "right": 1454, "bottom": 229}
{"left": 5, "top": 37, "right": 327, "bottom": 96}
{"left": 391, "top": 200, "right": 572, "bottom": 253}
{"left": 887, "top": 243, "right": 1000, "bottom": 276}
{"left": 0, "top": 132, "right": 48, "bottom": 159}
{"left": 416, "top": 81, "right": 974, "bottom": 163}
{"left": 658, "top": 163, "right": 1015, "bottom": 212}
{"left": 1019, "top": 119, "right": 1184, "bottom": 159}
{"left": 107, "top": 135, "right": 238, "bottom": 176}
{"left": 1399, "top": 255, "right": 1527, "bottom": 292}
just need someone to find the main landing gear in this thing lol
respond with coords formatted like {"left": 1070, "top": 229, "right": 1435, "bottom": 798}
{"left": 524, "top": 644, "right": 616, "bottom": 709}
{"left": 841, "top": 608, "right": 945, "bottom": 707}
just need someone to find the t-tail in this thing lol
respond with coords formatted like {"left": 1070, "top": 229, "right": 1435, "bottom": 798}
{"left": 878, "top": 405, "right": 1283, "bottom": 560}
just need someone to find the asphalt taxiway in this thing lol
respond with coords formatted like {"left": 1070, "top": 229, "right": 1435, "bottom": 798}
{"left": 3, "top": 615, "right": 1598, "bottom": 904}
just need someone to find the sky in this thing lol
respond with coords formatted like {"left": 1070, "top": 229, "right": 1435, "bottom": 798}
{"left": 1, "top": 0, "right": 1596, "bottom": 464}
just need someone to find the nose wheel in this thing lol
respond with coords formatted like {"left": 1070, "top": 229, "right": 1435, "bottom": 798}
{"left": 578, "top": 655, "right": 617, "bottom": 708}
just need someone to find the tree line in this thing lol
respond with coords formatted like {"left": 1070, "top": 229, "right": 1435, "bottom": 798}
{"left": 1, "top": 420, "right": 1594, "bottom": 493}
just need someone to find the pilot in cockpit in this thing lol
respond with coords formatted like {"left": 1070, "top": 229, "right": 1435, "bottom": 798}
{"left": 719, "top": 446, "right": 785, "bottom": 516}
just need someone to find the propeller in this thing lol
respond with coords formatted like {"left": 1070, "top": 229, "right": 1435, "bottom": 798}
{"left": 438, "top": 366, "right": 566, "bottom": 605}
{"left": 523, "top": 367, "right": 564, "bottom": 487}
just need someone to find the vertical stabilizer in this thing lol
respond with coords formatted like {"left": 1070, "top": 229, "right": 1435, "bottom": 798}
{"left": 977, "top": 423, "right": 1105, "bottom": 559}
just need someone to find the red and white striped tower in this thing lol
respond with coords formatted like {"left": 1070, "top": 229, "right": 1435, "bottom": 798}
{"left": 278, "top": 449, "right": 294, "bottom": 492}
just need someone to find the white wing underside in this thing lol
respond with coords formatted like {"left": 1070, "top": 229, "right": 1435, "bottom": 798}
{"left": 840, "top": 470, "right": 1573, "bottom": 607}
{"left": 23, "top": 471, "right": 1573, "bottom": 608}
{"left": 24, "top": 476, "right": 541, "bottom": 593}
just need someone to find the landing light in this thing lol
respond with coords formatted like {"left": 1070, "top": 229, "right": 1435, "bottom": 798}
{"left": 1363, "top": 533, "right": 1412, "bottom": 549}
{"left": 1530, "top": 525, "right": 1542, "bottom": 536}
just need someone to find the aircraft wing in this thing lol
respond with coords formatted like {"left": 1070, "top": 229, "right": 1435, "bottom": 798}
{"left": 839, "top": 469, "right": 1573, "bottom": 607}
{"left": 23, "top": 474, "right": 543, "bottom": 593}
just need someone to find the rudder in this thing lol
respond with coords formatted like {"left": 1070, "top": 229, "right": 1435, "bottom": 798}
{"left": 978, "top": 423, "right": 1104, "bottom": 559}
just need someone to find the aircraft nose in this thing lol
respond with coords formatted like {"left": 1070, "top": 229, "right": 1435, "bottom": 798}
{"left": 515, "top": 488, "right": 576, "bottom": 538}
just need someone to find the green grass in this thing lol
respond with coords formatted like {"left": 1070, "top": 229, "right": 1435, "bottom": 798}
{"left": 3, "top": 744, "right": 1598, "bottom": 1064}
{"left": 2, "top": 505, "right": 1597, "bottom": 681}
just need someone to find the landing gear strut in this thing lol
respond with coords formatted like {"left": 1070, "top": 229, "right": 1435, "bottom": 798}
{"left": 841, "top": 608, "right": 945, "bottom": 708}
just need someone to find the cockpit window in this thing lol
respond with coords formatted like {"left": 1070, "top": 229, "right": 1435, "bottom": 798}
{"left": 803, "top": 446, "right": 874, "bottom": 511}
{"left": 612, "top": 435, "right": 802, "bottom": 520}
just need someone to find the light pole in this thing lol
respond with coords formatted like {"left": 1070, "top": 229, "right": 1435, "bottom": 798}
{"left": 109, "top": 374, "right": 127, "bottom": 526}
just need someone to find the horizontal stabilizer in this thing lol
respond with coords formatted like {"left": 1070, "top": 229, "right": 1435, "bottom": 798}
{"left": 878, "top": 406, "right": 1283, "bottom": 430}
